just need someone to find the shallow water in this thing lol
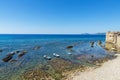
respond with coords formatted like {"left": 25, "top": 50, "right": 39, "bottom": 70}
{"left": 0, "top": 34, "right": 115, "bottom": 80}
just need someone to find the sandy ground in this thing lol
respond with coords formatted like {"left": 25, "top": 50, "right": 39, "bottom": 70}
{"left": 67, "top": 54, "right": 120, "bottom": 80}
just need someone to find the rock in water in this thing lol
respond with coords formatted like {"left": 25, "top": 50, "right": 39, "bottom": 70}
{"left": 33, "top": 46, "right": 41, "bottom": 50}
{"left": 0, "top": 49, "right": 3, "bottom": 52}
{"left": 9, "top": 59, "right": 17, "bottom": 62}
{"left": 15, "top": 50, "right": 20, "bottom": 53}
{"left": 18, "top": 50, "right": 27, "bottom": 58}
{"left": 66, "top": 45, "right": 73, "bottom": 49}
{"left": 90, "top": 41, "right": 94, "bottom": 47}
{"left": 43, "top": 55, "right": 52, "bottom": 60}
{"left": 53, "top": 53, "right": 60, "bottom": 58}
{"left": 98, "top": 40, "right": 102, "bottom": 45}
{"left": 68, "top": 52, "right": 72, "bottom": 55}
{"left": 2, "top": 55, "right": 13, "bottom": 62}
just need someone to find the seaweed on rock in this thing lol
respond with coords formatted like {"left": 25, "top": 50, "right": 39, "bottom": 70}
{"left": 21, "top": 68, "right": 53, "bottom": 80}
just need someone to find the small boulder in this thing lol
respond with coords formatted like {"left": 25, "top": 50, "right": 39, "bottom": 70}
{"left": 0, "top": 49, "right": 3, "bottom": 52}
{"left": 33, "top": 46, "right": 41, "bottom": 50}
{"left": 90, "top": 41, "right": 94, "bottom": 47}
{"left": 66, "top": 46, "right": 73, "bottom": 49}
{"left": 2, "top": 55, "right": 13, "bottom": 62}
{"left": 18, "top": 50, "right": 27, "bottom": 58}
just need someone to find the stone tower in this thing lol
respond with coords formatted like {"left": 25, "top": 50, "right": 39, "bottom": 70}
{"left": 106, "top": 31, "right": 120, "bottom": 51}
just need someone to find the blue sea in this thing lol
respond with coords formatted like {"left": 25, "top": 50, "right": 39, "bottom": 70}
{"left": 0, "top": 34, "right": 113, "bottom": 80}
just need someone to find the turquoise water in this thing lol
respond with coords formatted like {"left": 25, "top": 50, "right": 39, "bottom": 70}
{"left": 0, "top": 34, "right": 113, "bottom": 80}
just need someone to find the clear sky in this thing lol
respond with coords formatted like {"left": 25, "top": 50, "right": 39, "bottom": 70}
{"left": 0, "top": 0, "right": 120, "bottom": 34}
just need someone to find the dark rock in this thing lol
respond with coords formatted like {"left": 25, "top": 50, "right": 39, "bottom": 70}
{"left": 7, "top": 52, "right": 15, "bottom": 56}
{"left": 2, "top": 55, "right": 13, "bottom": 62}
{"left": 33, "top": 46, "right": 41, "bottom": 50}
{"left": 66, "top": 46, "right": 73, "bottom": 49}
{"left": 98, "top": 40, "right": 102, "bottom": 45}
{"left": 0, "top": 49, "right": 3, "bottom": 52}
{"left": 15, "top": 50, "right": 21, "bottom": 53}
{"left": 90, "top": 41, "right": 94, "bottom": 47}
{"left": 18, "top": 50, "right": 27, "bottom": 58}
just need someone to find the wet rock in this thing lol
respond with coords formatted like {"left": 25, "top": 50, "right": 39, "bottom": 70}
{"left": 18, "top": 50, "right": 27, "bottom": 58}
{"left": 68, "top": 52, "right": 72, "bottom": 55}
{"left": 2, "top": 55, "right": 13, "bottom": 62}
{"left": 90, "top": 41, "right": 94, "bottom": 47}
{"left": 7, "top": 50, "right": 19, "bottom": 56}
{"left": 9, "top": 59, "right": 17, "bottom": 62}
{"left": 14, "top": 50, "right": 21, "bottom": 53}
{"left": 53, "top": 53, "right": 60, "bottom": 58}
{"left": 43, "top": 55, "right": 52, "bottom": 60}
{"left": 98, "top": 40, "right": 102, "bottom": 45}
{"left": 66, "top": 46, "right": 73, "bottom": 49}
{"left": 0, "top": 49, "right": 3, "bottom": 52}
{"left": 33, "top": 46, "right": 41, "bottom": 50}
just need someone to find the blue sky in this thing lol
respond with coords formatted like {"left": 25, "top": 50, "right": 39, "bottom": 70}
{"left": 0, "top": 0, "right": 120, "bottom": 34}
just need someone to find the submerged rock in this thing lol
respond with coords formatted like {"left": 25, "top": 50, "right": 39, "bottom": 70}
{"left": 33, "top": 46, "right": 41, "bottom": 50}
{"left": 66, "top": 45, "right": 73, "bottom": 49}
{"left": 90, "top": 41, "right": 94, "bottom": 47}
{"left": 7, "top": 50, "right": 20, "bottom": 56}
{"left": 98, "top": 40, "right": 102, "bottom": 45}
{"left": 14, "top": 50, "right": 21, "bottom": 53}
{"left": 2, "top": 50, "right": 19, "bottom": 62}
{"left": 18, "top": 50, "right": 27, "bottom": 58}
{"left": 2, "top": 55, "right": 13, "bottom": 62}
{"left": 9, "top": 59, "right": 17, "bottom": 63}
{"left": 43, "top": 55, "right": 52, "bottom": 60}
{"left": 0, "top": 49, "right": 3, "bottom": 52}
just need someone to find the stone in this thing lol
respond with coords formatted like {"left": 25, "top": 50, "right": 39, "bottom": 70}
{"left": 18, "top": 50, "right": 27, "bottom": 58}
{"left": 90, "top": 41, "right": 94, "bottom": 47}
{"left": 98, "top": 40, "right": 102, "bottom": 45}
{"left": 66, "top": 46, "right": 73, "bottom": 49}
{"left": 53, "top": 53, "right": 60, "bottom": 58}
{"left": 0, "top": 49, "right": 3, "bottom": 52}
{"left": 2, "top": 55, "right": 13, "bottom": 62}
{"left": 9, "top": 59, "right": 17, "bottom": 62}
{"left": 43, "top": 55, "right": 52, "bottom": 60}
{"left": 33, "top": 46, "right": 41, "bottom": 50}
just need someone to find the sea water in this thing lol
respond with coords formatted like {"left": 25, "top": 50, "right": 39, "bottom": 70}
{"left": 0, "top": 34, "right": 112, "bottom": 80}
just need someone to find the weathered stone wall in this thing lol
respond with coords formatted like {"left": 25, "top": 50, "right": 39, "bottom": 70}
{"left": 116, "top": 35, "right": 120, "bottom": 48}
{"left": 106, "top": 31, "right": 120, "bottom": 51}
{"left": 106, "top": 32, "right": 115, "bottom": 43}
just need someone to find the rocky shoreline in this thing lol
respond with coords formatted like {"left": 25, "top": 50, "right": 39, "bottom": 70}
{"left": 20, "top": 53, "right": 116, "bottom": 80}
{"left": 0, "top": 40, "right": 117, "bottom": 80}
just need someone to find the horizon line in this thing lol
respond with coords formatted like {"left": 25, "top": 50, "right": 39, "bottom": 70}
{"left": 0, "top": 33, "right": 106, "bottom": 35}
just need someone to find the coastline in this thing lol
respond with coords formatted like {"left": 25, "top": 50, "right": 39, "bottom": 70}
{"left": 66, "top": 54, "right": 120, "bottom": 80}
